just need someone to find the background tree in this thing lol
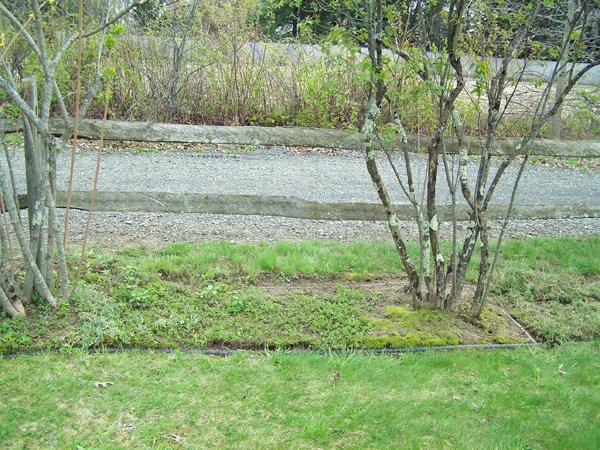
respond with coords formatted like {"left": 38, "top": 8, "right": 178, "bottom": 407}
{"left": 128, "top": 0, "right": 203, "bottom": 122}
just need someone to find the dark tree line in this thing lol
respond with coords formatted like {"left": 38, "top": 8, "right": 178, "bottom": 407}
{"left": 259, "top": 0, "right": 599, "bottom": 61}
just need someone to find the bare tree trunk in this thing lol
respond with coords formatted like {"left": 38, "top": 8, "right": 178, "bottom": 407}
{"left": 0, "top": 155, "right": 56, "bottom": 308}
{"left": 426, "top": 136, "right": 445, "bottom": 306}
{"left": 551, "top": 78, "right": 566, "bottom": 139}
{"left": 0, "top": 282, "right": 25, "bottom": 317}
{"left": 21, "top": 76, "right": 51, "bottom": 302}
{"left": 363, "top": 0, "right": 422, "bottom": 307}
{"left": 0, "top": 193, "right": 24, "bottom": 317}
{"left": 364, "top": 110, "right": 422, "bottom": 307}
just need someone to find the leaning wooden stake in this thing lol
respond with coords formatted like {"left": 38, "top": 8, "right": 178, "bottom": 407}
{"left": 63, "top": 0, "right": 85, "bottom": 247}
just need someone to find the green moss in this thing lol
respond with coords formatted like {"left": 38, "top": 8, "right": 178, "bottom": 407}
{"left": 477, "top": 308, "right": 501, "bottom": 333}
{"left": 361, "top": 303, "right": 531, "bottom": 348}
{"left": 475, "top": 307, "right": 518, "bottom": 343}
{"left": 361, "top": 335, "right": 390, "bottom": 349}
{"left": 370, "top": 318, "right": 397, "bottom": 332}
{"left": 474, "top": 307, "right": 534, "bottom": 344}
{"left": 361, "top": 332, "right": 460, "bottom": 349}
{"left": 362, "top": 306, "right": 465, "bottom": 348}
{"left": 384, "top": 306, "right": 411, "bottom": 318}
{"left": 383, "top": 305, "right": 461, "bottom": 329}
{"left": 493, "top": 334, "right": 515, "bottom": 344}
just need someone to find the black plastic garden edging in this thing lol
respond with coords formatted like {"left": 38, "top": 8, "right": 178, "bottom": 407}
{"left": 1, "top": 343, "right": 543, "bottom": 359}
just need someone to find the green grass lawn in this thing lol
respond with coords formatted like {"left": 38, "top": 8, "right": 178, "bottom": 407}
{"left": 1, "top": 343, "right": 598, "bottom": 449}
{"left": 1, "top": 237, "right": 599, "bottom": 353}
{"left": 1, "top": 237, "right": 599, "bottom": 448}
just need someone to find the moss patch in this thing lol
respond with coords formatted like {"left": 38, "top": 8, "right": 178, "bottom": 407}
{"left": 362, "top": 306, "right": 461, "bottom": 348}
{"left": 474, "top": 308, "right": 517, "bottom": 344}
{"left": 359, "top": 304, "right": 530, "bottom": 349}
{"left": 361, "top": 332, "right": 460, "bottom": 349}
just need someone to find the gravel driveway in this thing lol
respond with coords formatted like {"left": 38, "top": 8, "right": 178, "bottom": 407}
{"left": 8, "top": 146, "right": 600, "bottom": 247}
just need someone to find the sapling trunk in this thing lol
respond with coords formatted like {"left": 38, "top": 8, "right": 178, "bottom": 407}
{"left": 0, "top": 201, "right": 23, "bottom": 316}
{"left": 359, "top": 0, "right": 598, "bottom": 317}
{"left": 363, "top": 101, "right": 422, "bottom": 307}
{"left": 0, "top": 0, "right": 149, "bottom": 317}
{"left": 0, "top": 165, "right": 56, "bottom": 308}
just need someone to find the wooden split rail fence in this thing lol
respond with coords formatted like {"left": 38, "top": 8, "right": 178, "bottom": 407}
{"left": 2, "top": 119, "right": 600, "bottom": 221}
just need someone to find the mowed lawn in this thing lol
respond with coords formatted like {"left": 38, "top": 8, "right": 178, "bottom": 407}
{"left": 1, "top": 343, "right": 599, "bottom": 449}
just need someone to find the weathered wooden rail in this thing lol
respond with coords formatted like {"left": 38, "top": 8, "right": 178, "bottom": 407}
{"left": 2, "top": 118, "right": 600, "bottom": 157}
{"left": 3, "top": 119, "right": 600, "bottom": 221}
{"left": 14, "top": 192, "right": 600, "bottom": 221}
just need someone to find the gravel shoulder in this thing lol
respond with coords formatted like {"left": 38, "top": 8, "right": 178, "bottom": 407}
{"left": 59, "top": 210, "right": 600, "bottom": 250}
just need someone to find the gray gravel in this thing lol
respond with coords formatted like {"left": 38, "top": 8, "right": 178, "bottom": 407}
{"left": 13, "top": 146, "right": 599, "bottom": 205}
{"left": 8, "top": 146, "right": 600, "bottom": 247}
{"left": 58, "top": 210, "right": 600, "bottom": 249}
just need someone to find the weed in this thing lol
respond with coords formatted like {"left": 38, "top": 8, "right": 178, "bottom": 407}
{"left": 0, "top": 315, "right": 32, "bottom": 353}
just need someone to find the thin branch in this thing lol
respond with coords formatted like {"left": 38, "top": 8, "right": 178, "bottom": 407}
{"left": 473, "top": 155, "right": 529, "bottom": 317}
{"left": 51, "top": 0, "right": 149, "bottom": 73}
{"left": 29, "top": 0, "right": 56, "bottom": 126}
{"left": 0, "top": 76, "right": 45, "bottom": 133}
{"left": 0, "top": 2, "right": 41, "bottom": 57}
{"left": 53, "top": 81, "right": 70, "bottom": 124}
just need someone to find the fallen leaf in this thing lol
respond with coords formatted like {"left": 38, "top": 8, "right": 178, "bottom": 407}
{"left": 120, "top": 423, "right": 136, "bottom": 432}
{"left": 163, "top": 433, "right": 185, "bottom": 443}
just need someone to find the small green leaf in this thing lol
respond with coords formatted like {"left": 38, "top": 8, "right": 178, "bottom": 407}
{"left": 105, "top": 34, "right": 116, "bottom": 50}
